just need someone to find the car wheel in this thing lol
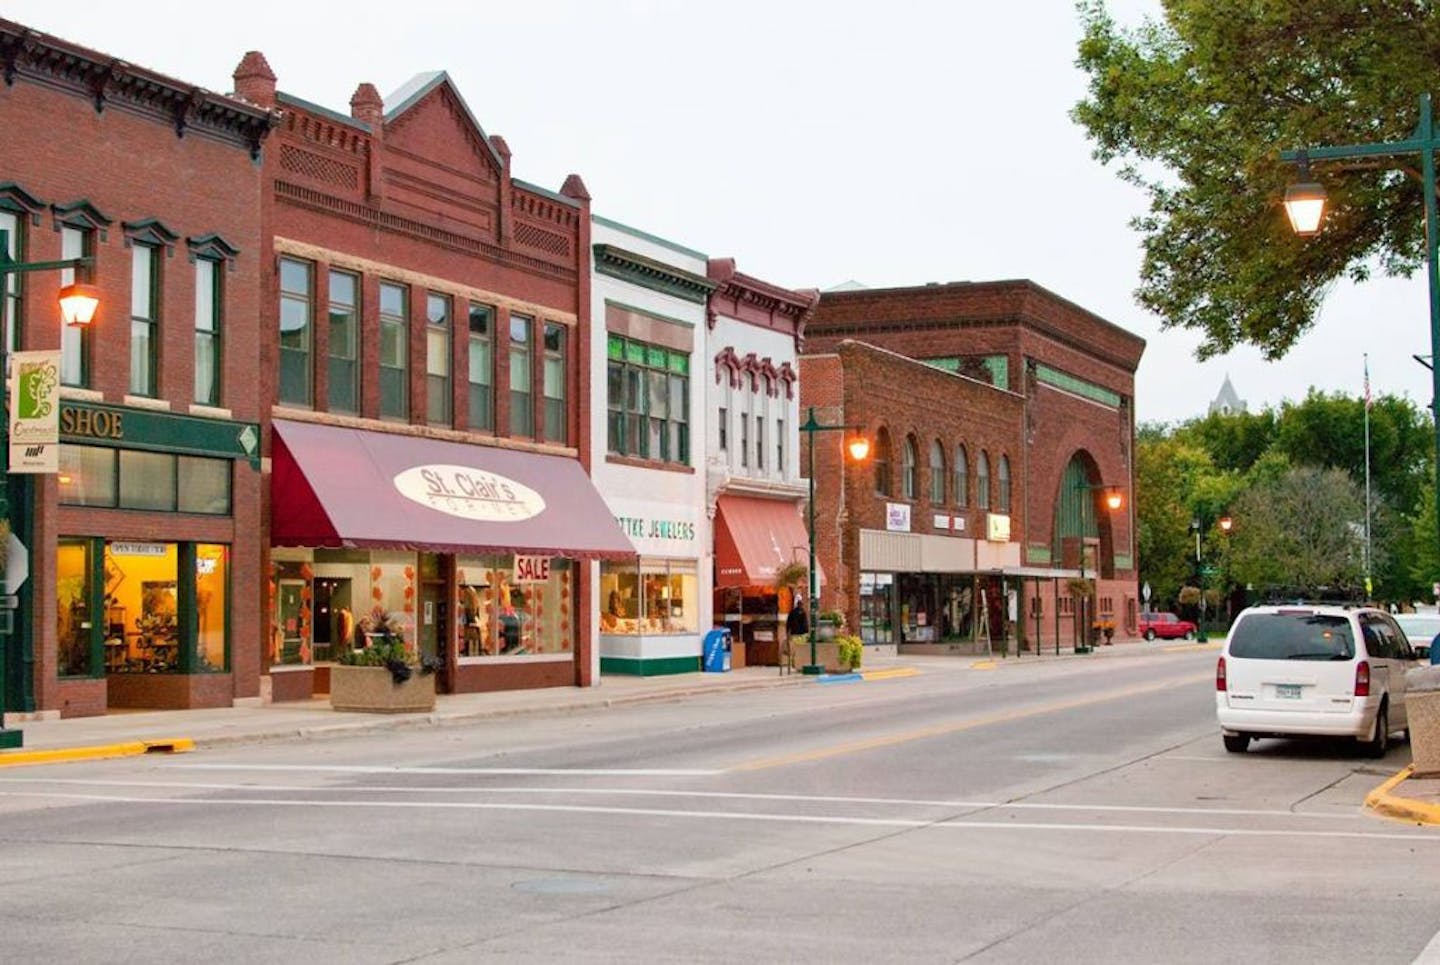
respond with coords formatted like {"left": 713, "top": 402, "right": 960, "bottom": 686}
{"left": 1360, "top": 704, "right": 1390, "bottom": 758}
{"left": 1184, "top": 630, "right": 1195, "bottom": 641}
{"left": 1223, "top": 733, "right": 1250, "bottom": 753}
{"left": 1144, "top": 630, "right": 1156, "bottom": 641}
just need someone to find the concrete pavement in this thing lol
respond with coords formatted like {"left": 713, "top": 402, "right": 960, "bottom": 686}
{"left": 2, "top": 638, "right": 1436, "bottom": 826}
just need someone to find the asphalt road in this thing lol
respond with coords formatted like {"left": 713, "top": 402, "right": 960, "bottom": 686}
{"left": 2, "top": 647, "right": 1438, "bottom": 964}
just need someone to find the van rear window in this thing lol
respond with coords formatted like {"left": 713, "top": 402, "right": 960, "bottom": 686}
{"left": 1229, "top": 614, "right": 1355, "bottom": 660}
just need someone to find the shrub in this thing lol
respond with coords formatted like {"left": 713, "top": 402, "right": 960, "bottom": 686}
{"left": 837, "top": 634, "right": 863, "bottom": 670}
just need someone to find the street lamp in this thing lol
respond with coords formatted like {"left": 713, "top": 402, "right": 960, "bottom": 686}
{"left": 0, "top": 229, "right": 97, "bottom": 749}
{"left": 1281, "top": 94, "right": 1440, "bottom": 569}
{"left": 1191, "top": 512, "right": 1231, "bottom": 642}
{"left": 1074, "top": 482, "right": 1124, "bottom": 653}
{"left": 800, "top": 406, "right": 868, "bottom": 675}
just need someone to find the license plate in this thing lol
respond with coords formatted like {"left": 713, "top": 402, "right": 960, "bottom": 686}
{"left": 1275, "top": 684, "right": 1302, "bottom": 699}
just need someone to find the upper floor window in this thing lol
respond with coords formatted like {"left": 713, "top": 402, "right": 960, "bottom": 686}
{"left": 60, "top": 226, "right": 95, "bottom": 388}
{"left": 543, "top": 321, "right": 567, "bottom": 444}
{"left": 954, "top": 445, "right": 968, "bottom": 508}
{"left": 776, "top": 418, "right": 785, "bottom": 476}
{"left": 193, "top": 259, "right": 222, "bottom": 406}
{"left": 901, "top": 435, "right": 918, "bottom": 500}
{"left": 977, "top": 450, "right": 991, "bottom": 510}
{"left": 509, "top": 314, "right": 533, "bottom": 437}
{"left": 327, "top": 270, "right": 358, "bottom": 414}
{"left": 277, "top": 257, "right": 312, "bottom": 406}
{"left": 1, "top": 210, "right": 21, "bottom": 355}
{"left": 874, "top": 427, "right": 892, "bottom": 496}
{"left": 755, "top": 414, "right": 766, "bottom": 471}
{"left": 998, "top": 454, "right": 1012, "bottom": 512}
{"left": 426, "top": 292, "right": 452, "bottom": 427}
{"left": 468, "top": 303, "right": 493, "bottom": 432}
{"left": 740, "top": 412, "right": 750, "bottom": 467}
{"left": 718, "top": 406, "right": 728, "bottom": 453}
{"left": 129, "top": 244, "right": 160, "bottom": 397}
{"left": 379, "top": 282, "right": 408, "bottom": 420}
{"left": 605, "top": 333, "right": 689, "bottom": 464}
{"left": 929, "top": 440, "right": 946, "bottom": 504}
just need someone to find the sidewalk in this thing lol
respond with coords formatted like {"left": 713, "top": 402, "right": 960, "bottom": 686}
{"left": 2, "top": 644, "right": 1436, "bottom": 828}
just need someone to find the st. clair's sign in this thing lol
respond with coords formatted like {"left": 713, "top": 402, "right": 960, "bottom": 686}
{"left": 394, "top": 464, "right": 545, "bottom": 522}
{"left": 616, "top": 516, "right": 697, "bottom": 542}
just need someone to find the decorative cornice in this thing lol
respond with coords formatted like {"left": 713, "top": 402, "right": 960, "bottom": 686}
{"left": 51, "top": 199, "right": 112, "bottom": 239}
{"left": 0, "top": 18, "right": 278, "bottom": 159}
{"left": 187, "top": 233, "right": 241, "bottom": 265}
{"left": 594, "top": 244, "right": 716, "bottom": 304}
{"left": 0, "top": 181, "right": 45, "bottom": 221}
{"left": 122, "top": 217, "right": 180, "bottom": 251}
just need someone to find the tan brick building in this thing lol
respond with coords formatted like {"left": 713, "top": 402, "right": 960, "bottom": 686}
{"left": 801, "top": 280, "right": 1144, "bottom": 653}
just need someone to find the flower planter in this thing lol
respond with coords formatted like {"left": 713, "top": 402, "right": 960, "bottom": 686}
{"left": 786, "top": 637, "right": 849, "bottom": 674}
{"left": 329, "top": 664, "right": 436, "bottom": 714}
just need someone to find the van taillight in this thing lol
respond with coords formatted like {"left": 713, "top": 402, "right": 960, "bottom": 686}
{"left": 1216, "top": 656, "right": 1227, "bottom": 692}
{"left": 1355, "top": 660, "right": 1371, "bottom": 697}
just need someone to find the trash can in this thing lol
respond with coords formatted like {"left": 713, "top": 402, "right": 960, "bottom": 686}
{"left": 703, "top": 628, "right": 732, "bottom": 673}
{"left": 1407, "top": 665, "right": 1440, "bottom": 777}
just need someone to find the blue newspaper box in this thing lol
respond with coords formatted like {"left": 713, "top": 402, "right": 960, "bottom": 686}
{"left": 703, "top": 628, "right": 732, "bottom": 673}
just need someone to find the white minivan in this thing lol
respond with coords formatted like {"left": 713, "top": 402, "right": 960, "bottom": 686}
{"left": 1215, "top": 603, "right": 1420, "bottom": 755}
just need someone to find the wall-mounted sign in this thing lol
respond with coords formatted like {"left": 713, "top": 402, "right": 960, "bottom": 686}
{"left": 954, "top": 515, "right": 966, "bottom": 532}
{"left": 514, "top": 555, "right": 552, "bottom": 583}
{"left": 615, "top": 516, "right": 697, "bottom": 542}
{"left": 932, "top": 514, "right": 950, "bottom": 531}
{"left": 394, "top": 464, "right": 545, "bottom": 522}
{"left": 9, "top": 350, "right": 60, "bottom": 473}
{"left": 986, "top": 513, "right": 1011, "bottom": 543}
{"left": 886, "top": 502, "right": 911, "bottom": 532}
{"left": 111, "top": 542, "right": 167, "bottom": 557}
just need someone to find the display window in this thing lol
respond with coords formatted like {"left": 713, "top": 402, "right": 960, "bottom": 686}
{"left": 270, "top": 549, "right": 419, "bottom": 666}
{"left": 600, "top": 559, "right": 698, "bottom": 636}
{"left": 58, "top": 539, "right": 231, "bottom": 676}
{"left": 457, "top": 554, "right": 573, "bottom": 657}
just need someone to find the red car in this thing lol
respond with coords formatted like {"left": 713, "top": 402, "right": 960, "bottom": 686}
{"left": 1138, "top": 611, "right": 1197, "bottom": 641}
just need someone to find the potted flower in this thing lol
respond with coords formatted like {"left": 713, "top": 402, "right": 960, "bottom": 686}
{"left": 816, "top": 609, "right": 844, "bottom": 641}
{"left": 1092, "top": 618, "right": 1116, "bottom": 645}
{"left": 329, "top": 606, "right": 437, "bottom": 713}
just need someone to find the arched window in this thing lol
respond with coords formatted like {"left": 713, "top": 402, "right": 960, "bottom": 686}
{"left": 954, "top": 445, "right": 968, "bottom": 508}
{"left": 997, "top": 454, "right": 1012, "bottom": 512}
{"left": 874, "top": 426, "right": 892, "bottom": 496}
{"left": 929, "top": 440, "right": 946, "bottom": 504}
{"left": 901, "top": 435, "right": 917, "bottom": 500}
{"left": 977, "top": 450, "right": 991, "bottom": 509}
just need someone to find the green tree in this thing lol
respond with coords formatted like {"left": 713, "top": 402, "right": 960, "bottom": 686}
{"left": 1227, "top": 466, "right": 1366, "bottom": 594}
{"left": 1073, "top": 1, "right": 1440, "bottom": 358}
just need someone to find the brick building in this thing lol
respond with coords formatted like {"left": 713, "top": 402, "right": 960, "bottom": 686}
{"left": 0, "top": 19, "right": 275, "bottom": 719}
{"left": 236, "top": 57, "right": 633, "bottom": 701}
{"left": 802, "top": 280, "right": 1145, "bottom": 653}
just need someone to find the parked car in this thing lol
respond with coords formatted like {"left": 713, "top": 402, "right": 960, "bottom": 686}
{"left": 1392, "top": 612, "right": 1439, "bottom": 660}
{"left": 1138, "top": 611, "right": 1197, "bottom": 641}
{"left": 1215, "top": 603, "right": 1421, "bottom": 755}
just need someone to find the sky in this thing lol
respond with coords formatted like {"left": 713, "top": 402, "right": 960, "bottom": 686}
{"left": 7, "top": 0, "right": 1433, "bottom": 426}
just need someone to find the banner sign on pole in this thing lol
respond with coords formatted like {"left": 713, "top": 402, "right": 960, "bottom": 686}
{"left": 8, "top": 350, "right": 60, "bottom": 473}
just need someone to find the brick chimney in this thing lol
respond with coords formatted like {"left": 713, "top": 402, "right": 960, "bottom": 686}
{"left": 232, "top": 51, "right": 276, "bottom": 108}
{"left": 350, "top": 83, "right": 384, "bottom": 131}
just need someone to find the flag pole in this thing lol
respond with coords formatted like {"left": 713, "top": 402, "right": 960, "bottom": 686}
{"left": 1364, "top": 354, "right": 1373, "bottom": 599}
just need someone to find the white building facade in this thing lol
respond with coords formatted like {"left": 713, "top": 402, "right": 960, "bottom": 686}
{"left": 588, "top": 217, "right": 715, "bottom": 675}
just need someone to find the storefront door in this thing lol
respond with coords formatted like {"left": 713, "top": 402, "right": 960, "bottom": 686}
{"left": 419, "top": 580, "right": 448, "bottom": 689}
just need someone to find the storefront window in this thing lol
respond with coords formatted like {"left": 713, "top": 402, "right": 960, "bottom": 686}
{"left": 600, "top": 559, "right": 698, "bottom": 635}
{"left": 457, "top": 554, "right": 573, "bottom": 656}
{"left": 57, "top": 539, "right": 95, "bottom": 677}
{"left": 195, "top": 545, "right": 228, "bottom": 671}
{"left": 106, "top": 542, "right": 180, "bottom": 674}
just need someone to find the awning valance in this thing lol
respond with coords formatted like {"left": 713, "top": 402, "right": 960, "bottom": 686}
{"left": 270, "top": 419, "right": 637, "bottom": 560}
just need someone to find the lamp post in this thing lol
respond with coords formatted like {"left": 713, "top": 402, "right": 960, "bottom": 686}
{"left": 1280, "top": 94, "right": 1440, "bottom": 568}
{"left": 800, "top": 406, "right": 869, "bottom": 675}
{"left": 1074, "top": 482, "right": 1123, "bottom": 653}
{"left": 1190, "top": 512, "right": 1232, "bottom": 643}
{"left": 0, "top": 228, "right": 98, "bottom": 749}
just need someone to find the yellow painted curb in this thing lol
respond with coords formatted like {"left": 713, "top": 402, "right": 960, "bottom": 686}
{"left": 0, "top": 738, "right": 194, "bottom": 769}
{"left": 1364, "top": 764, "right": 1440, "bottom": 826}
{"left": 859, "top": 667, "right": 919, "bottom": 681}
{"left": 970, "top": 660, "right": 997, "bottom": 670}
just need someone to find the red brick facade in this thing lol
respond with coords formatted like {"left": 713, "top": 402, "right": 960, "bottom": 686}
{"left": 802, "top": 281, "right": 1145, "bottom": 650}
{"left": 0, "top": 20, "right": 272, "bottom": 716}
{"left": 242, "top": 57, "right": 597, "bottom": 694}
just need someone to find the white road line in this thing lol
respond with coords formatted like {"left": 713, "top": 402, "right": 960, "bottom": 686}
{"left": 0, "top": 776, "right": 1362, "bottom": 821}
{"left": 1414, "top": 927, "right": 1440, "bottom": 964}
{"left": 169, "top": 764, "right": 723, "bottom": 776}
{"left": 0, "top": 789, "right": 1428, "bottom": 841}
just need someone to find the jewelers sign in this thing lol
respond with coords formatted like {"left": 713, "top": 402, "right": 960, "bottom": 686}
{"left": 8, "top": 350, "right": 60, "bottom": 473}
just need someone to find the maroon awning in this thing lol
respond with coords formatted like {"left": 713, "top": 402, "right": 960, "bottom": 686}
{"left": 270, "top": 419, "right": 637, "bottom": 560}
